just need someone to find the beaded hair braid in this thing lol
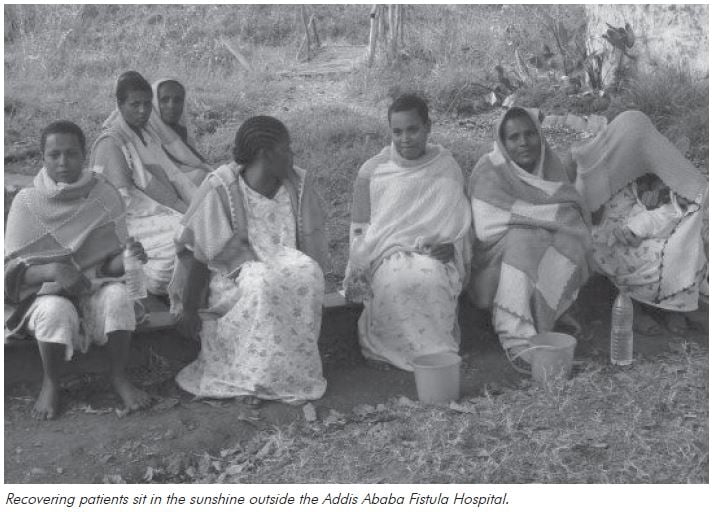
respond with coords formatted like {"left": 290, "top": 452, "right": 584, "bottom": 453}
{"left": 232, "top": 115, "right": 289, "bottom": 165}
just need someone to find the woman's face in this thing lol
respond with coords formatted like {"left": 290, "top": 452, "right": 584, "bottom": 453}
{"left": 502, "top": 115, "right": 541, "bottom": 173}
{"left": 43, "top": 133, "right": 85, "bottom": 184}
{"left": 157, "top": 81, "right": 185, "bottom": 125}
{"left": 265, "top": 137, "right": 294, "bottom": 181}
{"left": 390, "top": 109, "right": 430, "bottom": 160}
{"left": 119, "top": 90, "right": 153, "bottom": 129}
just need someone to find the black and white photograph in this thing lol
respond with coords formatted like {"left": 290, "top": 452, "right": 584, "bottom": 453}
{"left": 3, "top": 3, "right": 708, "bottom": 492}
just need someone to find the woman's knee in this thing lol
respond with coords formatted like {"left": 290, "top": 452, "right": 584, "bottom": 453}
{"left": 96, "top": 282, "right": 132, "bottom": 309}
{"left": 29, "top": 295, "right": 80, "bottom": 339}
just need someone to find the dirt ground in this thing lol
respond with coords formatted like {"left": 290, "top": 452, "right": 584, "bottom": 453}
{"left": 4, "top": 275, "right": 708, "bottom": 484}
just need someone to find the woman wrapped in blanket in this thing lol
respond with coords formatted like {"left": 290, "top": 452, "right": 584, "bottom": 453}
{"left": 571, "top": 111, "right": 708, "bottom": 335}
{"left": 90, "top": 71, "right": 199, "bottom": 295}
{"left": 467, "top": 107, "right": 591, "bottom": 373}
{"left": 149, "top": 78, "right": 212, "bottom": 185}
{"left": 5, "top": 121, "right": 151, "bottom": 420}
{"left": 169, "top": 116, "right": 329, "bottom": 406}
{"left": 346, "top": 94, "right": 473, "bottom": 371}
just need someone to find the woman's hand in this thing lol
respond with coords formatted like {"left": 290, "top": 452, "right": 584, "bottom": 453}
{"left": 52, "top": 262, "right": 91, "bottom": 295}
{"left": 428, "top": 243, "right": 455, "bottom": 263}
{"left": 613, "top": 226, "right": 642, "bottom": 247}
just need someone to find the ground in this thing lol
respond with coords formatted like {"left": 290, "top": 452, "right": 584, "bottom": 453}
{"left": 3, "top": 67, "right": 708, "bottom": 484}
{"left": 4, "top": 273, "right": 708, "bottom": 483}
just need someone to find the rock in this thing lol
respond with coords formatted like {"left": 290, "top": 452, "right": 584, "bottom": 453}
{"left": 585, "top": 115, "right": 608, "bottom": 134}
{"left": 542, "top": 115, "right": 566, "bottom": 130}
{"left": 565, "top": 114, "right": 588, "bottom": 132}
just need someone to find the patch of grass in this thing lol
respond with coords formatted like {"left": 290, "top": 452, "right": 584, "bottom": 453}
{"left": 170, "top": 345, "right": 707, "bottom": 483}
{"left": 607, "top": 67, "right": 709, "bottom": 164}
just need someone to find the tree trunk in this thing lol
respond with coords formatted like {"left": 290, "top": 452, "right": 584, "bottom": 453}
{"left": 367, "top": 5, "right": 379, "bottom": 66}
{"left": 300, "top": 5, "right": 311, "bottom": 60}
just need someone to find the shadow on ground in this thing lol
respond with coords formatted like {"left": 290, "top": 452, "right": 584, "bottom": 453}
{"left": 4, "top": 276, "right": 708, "bottom": 483}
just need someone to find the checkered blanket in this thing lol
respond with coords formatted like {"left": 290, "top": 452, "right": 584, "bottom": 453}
{"left": 468, "top": 138, "right": 591, "bottom": 349}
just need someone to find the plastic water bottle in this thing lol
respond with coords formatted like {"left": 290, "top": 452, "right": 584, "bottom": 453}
{"left": 344, "top": 230, "right": 372, "bottom": 303}
{"left": 123, "top": 238, "right": 147, "bottom": 300}
{"left": 610, "top": 292, "right": 633, "bottom": 365}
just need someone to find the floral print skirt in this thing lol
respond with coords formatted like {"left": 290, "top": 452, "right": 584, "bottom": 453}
{"left": 176, "top": 247, "right": 326, "bottom": 402}
{"left": 358, "top": 251, "right": 462, "bottom": 371}
{"left": 592, "top": 187, "right": 707, "bottom": 311}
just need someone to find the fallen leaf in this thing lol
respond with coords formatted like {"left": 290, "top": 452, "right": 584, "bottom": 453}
{"left": 30, "top": 467, "right": 47, "bottom": 476}
{"left": 396, "top": 396, "right": 417, "bottom": 408}
{"left": 152, "top": 398, "right": 180, "bottom": 411}
{"left": 352, "top": 403, "right": 376, "bottom": 416}
{"left": 448, "top": 402, "right": 476, "bottom": 414}
{"left": 224, "top": 462, "right": 247, "bottom": 476}
{"left": 99, "top": 454, "right": 115, "bottom": 464}
{"left": 102, "top": 474, "right": 126, "bottom": 484}
{"left": 255, "top": 439, "right": 275, "bottom": 459}
{"left": 115, "top": 408, "right": 129, "bottom": 418}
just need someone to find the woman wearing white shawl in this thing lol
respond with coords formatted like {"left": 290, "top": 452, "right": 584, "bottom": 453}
{"left": 90, "top": 71, "right": 197, "bottom": 295}
{"left": 571, "top": 110, "right": 708, "bottom": 334}
{"left": 149, "top": 78, "right": 212, "bottom": 185}
{"left": 347, "top": 95, "right": 472, "bottom": 371}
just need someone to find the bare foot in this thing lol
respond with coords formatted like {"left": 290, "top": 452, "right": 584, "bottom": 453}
{"left": 633, "top": 310, "right": 663, "bottom": 336}
{"left": 32, "top": 377, "right": 60, "bottom": 420}
{"left": 663, "top": 312, "right": 688, "bottom": 335}
{"left": 111, "top": 376, "right": 152, "bottom": 411}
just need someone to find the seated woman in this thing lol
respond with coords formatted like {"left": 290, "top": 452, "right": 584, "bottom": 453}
{"left": 148, "top": 78, "right": 212, "bottom": 185}
{"left": 572, "top": 110, "right": 708, "bottom": 334}
{"left": 468, "top": 107, "right": 591, "bottom": 372}
{"left": 169, "top": 116, "right": 329, "bottom": 405}
{"left": 5, "top": 121, "right": 151, "bottom": 420}
{"left": 90, "top": 71, "right": 198, "bottom": 295}
{"left": 347, "top": 94, "right": 472, "bottom": 371}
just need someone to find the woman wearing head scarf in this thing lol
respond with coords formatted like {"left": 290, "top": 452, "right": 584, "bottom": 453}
{"left": 468, "top": 107, "right": 591, "bottom": 372}
{"left": 573, "top": 110, "right": 708, "bottom": 335}
{"left": 5, "top": 121, "right": 151, "bottom": 419}
{"left": 169, "top": 116, "right": 328, "bottom": 405}
{"left": 90, "top": 71, "right": 197, "bottom": 295}
{"left": 347, "top": 94, "right": 472, "bottom": 371}
{"left": 148, "top": 78, "right": 212, "bottom": 185}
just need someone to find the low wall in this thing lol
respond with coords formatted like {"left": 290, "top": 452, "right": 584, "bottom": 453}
{"left": 585, "top": 4, "right": 708, "bottom": 86}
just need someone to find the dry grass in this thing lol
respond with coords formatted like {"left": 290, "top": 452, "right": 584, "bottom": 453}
{"left": 159, "top": 345, "right": 708, "bottom": 484}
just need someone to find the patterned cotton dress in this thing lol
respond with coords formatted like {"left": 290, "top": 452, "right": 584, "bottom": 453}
{"left": 359, "top": 252, "right": 462, "bottom": 371}
{"left": 175, "top": 178, "right": 326, "bottom": 402}
{"left": 592, "top": 185, "right": 708, "bottom": 311}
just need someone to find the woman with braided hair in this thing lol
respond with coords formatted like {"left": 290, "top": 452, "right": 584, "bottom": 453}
{"left": 169, "top": 116, "right": 329, "bottom": 405}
